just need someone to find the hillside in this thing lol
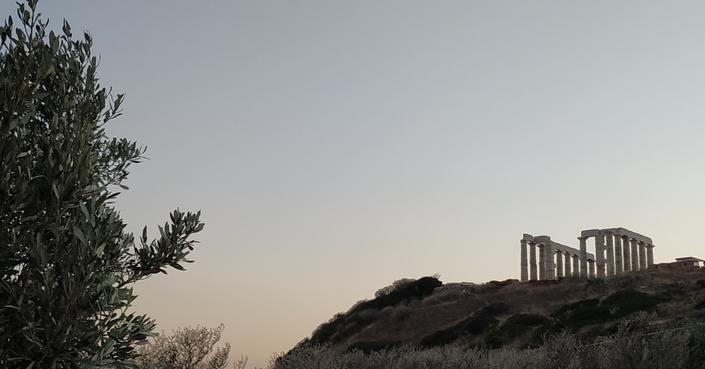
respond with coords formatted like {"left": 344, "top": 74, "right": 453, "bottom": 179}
{"left": 296, "top": 267, "right": 705, "bottom": 353}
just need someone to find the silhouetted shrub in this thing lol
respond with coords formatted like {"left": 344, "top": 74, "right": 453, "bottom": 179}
{"left": 308, "top": 277, "right": 442, "bottom": 345}
{"left": 420, "top": 303, "right": 510, "bottom": 347}
{"left": 601, "top": 289, "right": 667, "bottom": 318}
{"left": 552, "top": 298, "right": 610, "bottom": 330}
{"left": 664, "top": 281, "right": 690, "bottom": 296}
{"left": 375, "top": 278, "right": 416, "bottom": 298}
{"left": 549, "top": 290, "right": 666, "bottom": 334}
{"left": 486, "top": 314, "right": 550, "bottom": 348}
{"left": 696, "top": 279, "right": 705, "bottom": 289}
{"left": 480, "top": 279, "right": 518, "bottom": 293}
{"left": 307, "top": 313, "right": 345, "bottom": 344}
{"left": 349, "top": 276, "right": 442, "bottom": 314}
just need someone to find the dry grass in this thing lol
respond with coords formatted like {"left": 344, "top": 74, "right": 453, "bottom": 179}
{"left": 274, "top": 326, "right": 705, "bottom": 369}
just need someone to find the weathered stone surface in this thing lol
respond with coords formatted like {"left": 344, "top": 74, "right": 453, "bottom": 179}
{"left": 520, "top": 240, "right": 528, "bottom": 282}
{"left": 615, "top": 236, "right": 623, "bottom": 275}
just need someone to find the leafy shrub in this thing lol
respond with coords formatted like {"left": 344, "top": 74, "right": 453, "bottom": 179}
{"left": 600, "top": 289, "right": 667, "bottom": 318}
{"left": 307, "top": 277, "right": 442, "bottom": 346}
{"left": 357, "top": 277, "right": 442, "bottom": 312}
{"left": 551, "top": 298, "right": 609, "bottom": 330}
{"left": 420, "top": 303, "right": 510, "bottom": 347}
{"left": 696, "top": 279, "right": 705, "bottom": 289}
{"left": 375, "top": 278, "right": 416, "bottom": 298}
{"left": 478, "top": 279, "right": 518, "bottom": 293}
{"left": 485, "top": 314, "right": 550, "bottom": 348}
{"left": 550, "top": 290, "right": 666, "bottom": 334}
{"left": 694, "top": 298, "right": 705, "bottom": 310}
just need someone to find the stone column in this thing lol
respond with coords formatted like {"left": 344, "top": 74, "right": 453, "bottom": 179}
{"left": 579, "top": 237, "right": 588, "bottom": 278}
{"left": 605, "top": 231, "right": 615, "bottom": 277}
{"left": 639, "top": 242, "right": 647, "bottom": 270}
{"left": 538, "top": 244, "right": 546, "bottom": 280}
{"left": 588, "top": 259, "right": 595, "bottom": 279}
{"left": 630, "top": 239, "right": 639, "bottom": 271}
{"left": 520, "top": 240, "right": 528, "bottom": 282}
{"left": 545, "top": 241, "right": 555, "bottom": 280}
{"left": 572, "top": 255, "right": 579, "bottom": 277}
{"left": 646, "top": 244, "right": 654, "bottom": 267}
{"left": 623, "top": 236, "right": 631, "bottom": 272}
{"left": 596, "top": 234, "right": 606, "bottom": 278}
{"left": 564, "top": 252, "right": 572, "bottom": 277}
{"left": 614, "top": 235, "right": 623, "bottom": 275}
{"left": 529, "top": 242, "right": 537, "bottom": 281}
{"left": 556, "top": 251, "right": 564, "bottom": 278}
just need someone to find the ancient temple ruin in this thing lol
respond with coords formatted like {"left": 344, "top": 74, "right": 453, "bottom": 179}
{"left": 519, "top": 227, "right": 655, "bottom": 281}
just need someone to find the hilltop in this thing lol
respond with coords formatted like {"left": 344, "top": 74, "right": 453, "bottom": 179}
{"left": 295, "top": 267, "right": 705, "bottom": 353}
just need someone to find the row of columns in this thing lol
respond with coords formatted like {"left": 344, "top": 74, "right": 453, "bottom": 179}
{"left": 520, "top": 239, "right": 595, "bottom": 281}
{"left": 579, "top": 231, "right": 654, "bottom": 278}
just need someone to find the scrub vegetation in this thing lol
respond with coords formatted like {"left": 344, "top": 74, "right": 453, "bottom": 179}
{"left": 272, "top": 326, "right": 705, "bottom": 369}
{"left": 276, "top": 268, "right": 705, "bottom": 369}
{"left": 294, "top": 269, "right": 705, "bottom": 354}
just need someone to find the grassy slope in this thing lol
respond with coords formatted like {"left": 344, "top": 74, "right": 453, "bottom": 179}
{"left": 300, "top": 267, "right": 705, "bottom": 353}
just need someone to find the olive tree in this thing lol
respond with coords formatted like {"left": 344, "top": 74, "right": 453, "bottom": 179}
{"left": 0, "top": 1, "right": 205, "bottom": 368}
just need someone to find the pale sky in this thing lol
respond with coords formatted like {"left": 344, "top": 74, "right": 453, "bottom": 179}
{"left": 7, "top": 1, "right": 705, "bottom": 367}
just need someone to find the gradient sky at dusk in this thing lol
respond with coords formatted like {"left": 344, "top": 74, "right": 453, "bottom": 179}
{"left": 6, "top": 1, "right": 705, "bottom": 366}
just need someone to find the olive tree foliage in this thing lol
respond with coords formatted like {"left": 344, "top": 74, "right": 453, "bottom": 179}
{"left": 0, "top": 1, "right": 205, "bottom": 368}
{"left": 136, "top": 325, "right": 246, "bottom": 369}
